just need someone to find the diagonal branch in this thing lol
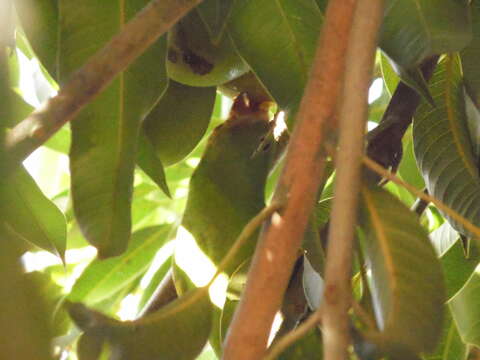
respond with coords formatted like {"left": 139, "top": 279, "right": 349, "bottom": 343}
{"left": 222, "top": 1, "right": 359, "bottom": 359}
{"left": 4, "top": 0, "right": 202, "bottom": 171}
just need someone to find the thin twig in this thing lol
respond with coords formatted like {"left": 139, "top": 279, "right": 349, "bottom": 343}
{"left": 264, "top": 309, "right": 323, "bottom": 360}
{"left": 139, "top": 203, "right": 284, "bottom": 320}
{"left": 210, "top": 203, "right": 284, "bottom": 286}
{"left": 322, "top": 1, "right": 384, "bottom": 359}
{"left": 4, "top": 0, "right": 202, "bottom": 171}
{"left": 362, "top": 156, "right": 480, "bottom": 238}
{"left": 222, "top": 1, "right": 359, "bottom": 359}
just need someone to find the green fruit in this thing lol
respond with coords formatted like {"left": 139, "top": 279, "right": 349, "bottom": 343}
{"left": 166, "top": 10, "right": 249, "bottom": 87}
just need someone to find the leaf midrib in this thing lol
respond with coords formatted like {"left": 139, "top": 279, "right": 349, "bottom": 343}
{"left": 103, "top": 0, "right": 127, "bottom": 251}
{"left": 443, "top": 54, "right": 478, "bottom": 179}
{"left": 362, "top": 187, "right": 398, "bottom": 331}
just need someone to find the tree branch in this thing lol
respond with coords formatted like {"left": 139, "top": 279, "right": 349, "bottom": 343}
{"left": 365, "top": 55, "right": 438, "bottom": 184}
{"left": 4, "top": 0, "right": 202, "bottom": 171}
{"left": 322, "top": 1, "right": 384, "bottom": 359}
{"left": 222, "top": 1, "right": 359, "bottom": 359}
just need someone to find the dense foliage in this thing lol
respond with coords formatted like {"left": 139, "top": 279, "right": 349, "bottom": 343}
{"left": 3, "top": 0, "right": 480, "bottom": 359}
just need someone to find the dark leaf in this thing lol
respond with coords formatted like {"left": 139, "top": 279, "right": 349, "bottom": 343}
{"left": 360, "top": 186, "right": 445, "bottom": 354}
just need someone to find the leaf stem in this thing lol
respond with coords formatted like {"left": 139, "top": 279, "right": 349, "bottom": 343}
{"left": 263, "top": 309, "right": 323, "bottom": 360}
{"left": 222, "top": 1, "right": 359, "bottom": 359}
{"left": 362, "top": 156, "right": 480, "bottom": 238}
{"left": 4, "top": 0, "right": 202, "bottom": 172}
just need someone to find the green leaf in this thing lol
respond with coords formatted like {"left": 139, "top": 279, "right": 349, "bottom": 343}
{"left": 197, "top": 0, "right": 236, "bottom": 43}
{"left": 0, "top": 230, "right": 52, "bottom": 359}
{"left": 423, "top": 308, "right": 468, "bottom": 360}
{"left": 464, "top": 89, "right": 480, "bottom": 162}
{"left": 173, "top": 97, "right": 278, "bottom": 293}
{"left": 14, "top": 0, "right": 58, "bottom": 77}
{"left": 228, "top": 0, "right": 323, "bottom": 123}
{"left": 2, "top": 166, "right": 66, "bottom": 259}
{"left": 398, "top": 129, "right": 425, "bottom": 190}
{"left": 68, "top": 288, "right": 212, "bottom": 360}
{"left": 461, "top": 1, "right": 480, "bottom": 105}
{"left": 143, "top": 81, "right": 216, "bottom": 166}
{"left": 380, "top": 0, "right": 471, "bottom": 72}
{"left": 450, "top": 273, "right": 480, "bottom": 347}
{"left": 413, "top": 54, "right": 480, "bottom": 238}
{"left": 59, "top": 0, "right": 168, "bottom": 257}
{"left": 380, "top": 53, "right": 400, "bottom": 96}
{"left": 136, "top": 132, "right": 170, "bottom": 197}
{"left": 166, "top": 9, "right": 248, "bottom": 87}
{"left": 360, "top": 186, "right": 445, "bottom": 354}
{"left": 430, "top": 222, "right": 479, "bottom": 300}
{"left": 68, "top": 225, "right": 172, "bottom": 305}
{"left": 3, "top": 91, "right": 33, "bottom": 128}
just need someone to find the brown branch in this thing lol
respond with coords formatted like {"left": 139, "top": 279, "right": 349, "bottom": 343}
{"left": 4, "top": 0, "right": 202, "bottom": 171}
{"left": 365, "top": 55, "right": 439, "bottom": 184}
{"left": 322, "top": 1, "right": 384, "bottom": 359}
{"left": 138, "top": 270, "right": 178, "bottom": 317}
{"left": 221, "top": 1, "right": 359, "bottom": 359}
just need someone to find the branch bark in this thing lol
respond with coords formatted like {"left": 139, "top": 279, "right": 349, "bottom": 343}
{"left": 322, "top": 1, "right": 384, "bottom": 359}
{"left": 365, "top": 55, "right": 438, "bottom": 184}
{"left": 222, "top": 1, "right": 359, "bottom": 359}
{"left": 4, "top": 0, "right": 202, "bottom": 171}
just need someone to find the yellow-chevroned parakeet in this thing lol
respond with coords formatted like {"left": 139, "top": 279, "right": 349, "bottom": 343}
{"left": 173, "top": 93, "right": 284, "bottom": 293}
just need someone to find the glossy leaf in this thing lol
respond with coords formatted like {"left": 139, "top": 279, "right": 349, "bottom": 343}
{"left": 68, "top": 225, "right": 171, "bottom": 305}
{"left": 461, "top": 0, "right": 480, "bottom": 105}
{"left": 380, "top": 0, "right": 471, "bottom": 73}
{"left": 303, "top": 256, "right": 324, "bottom": 310}
{"left": 413, "top": 55, "right": 480, "bottom": 238}
{"left": 2, "top": 166, "right": 66, "bottom": 259}
{"left": 380, "top": 53, "right": 400, "bottom": 97}
{"left": 464, "top": 89, "right": 480, "bottom": 162}
{"left": 166, "top": 9, "right": 248, "bottom": 87}
{"left": 14, "top": 0, "right": 58, "bottom": 77}
{"left": 59, "top": 0, "right": 168, "bottom": 257}
{"left": 228, "top": 0, "right": 323, "bottom": 123}
{"left": 450, "top": 273, "right": 480, "bottom": 347}
{"left": 143, "top": 81, "right": 216, "bottom": 166}
{"left": 173, "top": 97, "right": 279, "bottom": 293}
{"left": 69, "top": 289, "right": 212, "bottom": 360}
{"left": 430, "top": 222, "right": 479, "bottom": 300}
{"left": 0, "top": 230, "right": 52, "bottom": 359}
{"left": 360, "top": 186, "right": 445, "bottom": 354}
